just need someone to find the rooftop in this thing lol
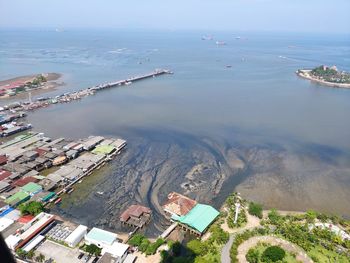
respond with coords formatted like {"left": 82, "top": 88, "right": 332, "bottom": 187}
{"left": 85, "top": 227, "right": 117, "bottom": 245}
{"left": 171, "top": 204, "right": 219, "bottom": 234}
{"left": 120, "top": 204, "right": 151, "bottom": 222}
{"left": 92, "top": 145, "right": 115, "bottom": 155}
{"left": 162, "top": 192, "right": 197, "bottom": 216}
{"left": 21, "top": 182, "right": 42, "bottom": 194}
{"left": 5, "top": 191, "right": 30, "bottom": 204}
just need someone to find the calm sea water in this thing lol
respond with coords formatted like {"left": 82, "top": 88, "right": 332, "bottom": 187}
{"left": 1, "top": 29, "right": 350, "bottom": 227}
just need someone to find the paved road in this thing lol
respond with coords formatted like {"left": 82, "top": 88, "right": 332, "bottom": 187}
{"left": 221, "top": 234, "right": 235, "bottom": 263}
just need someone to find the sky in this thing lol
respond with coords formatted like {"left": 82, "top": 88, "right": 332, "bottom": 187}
{"left": 0, "top": 0, "right": 350, "bottom": 33}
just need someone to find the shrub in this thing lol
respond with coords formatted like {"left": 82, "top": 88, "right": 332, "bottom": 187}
{"left": 145, "top": 238, "right": 165, "bottom": 255}
{"left": 18, "top": 201, "right": 44, "bottom": 216}
{"left": 128, "top": 234, "right": 145, "bottom": 246}
{"left": 187, "top": 239, "right": 206, "bottom": 256}
{"left": 246, "top": 248, "right": 259, "bottom": 263}
{"left": 261, "top": 246, "right": 285, "bottom": 262}
{"left": 248, "top": 202, "right": 263, "bottom": 219}
{"left": 268, "top": 209, "right": 281, "bottom": 225}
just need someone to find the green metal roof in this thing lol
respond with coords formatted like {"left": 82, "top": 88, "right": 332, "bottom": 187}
{"left": 85, "top": 227, "right": 117, "bottom": 245}
{"left": 92, "top": 145, "right": 115, "bottom": 155}
{"left": 42, "top": 192, "right": 56, "bottom": 202}
{"left": 6, "top": 191, "right": 30, "bottom": 204}
{"left": 171, "top": 204, "right": 219, "bottom": 233}
{"left": 21, "top": 182, "right": 42, "bottom": 194}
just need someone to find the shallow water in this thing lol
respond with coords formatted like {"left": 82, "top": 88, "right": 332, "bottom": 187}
{"left": 1, "top": 29, "right": 350, "bottom": 233}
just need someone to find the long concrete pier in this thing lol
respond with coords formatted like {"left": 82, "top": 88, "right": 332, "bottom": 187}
{"left": 3, "top": 69, "right": 173, "bottom": 112}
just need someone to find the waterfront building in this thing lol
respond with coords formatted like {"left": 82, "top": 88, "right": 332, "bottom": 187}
{"left": 162, "top": 192, "right": 197, "bottom": 217}
{"left": 120, "top": 204, "right": 151, "bottom": 228}
{"left": 171, "top": 204, "right": 219, "bottom": 236}
{"left": 65, "top": 224, "right": 88, "bottom": 247}
{"left": 85, "top": 227, "right": 118, "bottom": 249}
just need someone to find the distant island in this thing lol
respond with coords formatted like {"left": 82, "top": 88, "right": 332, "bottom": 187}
{"left": 296, "top": 65, "right": 350, "bottom": 89}
{"left": 0, "top": 73, "right": 62, "bottom": 99}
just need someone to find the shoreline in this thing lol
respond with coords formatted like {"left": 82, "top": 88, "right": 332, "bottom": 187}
{"left": 296, "top": 69, "right": 350, "bottom": 89}
{"left": 0, "top": 72, "right": 64, "bottom": 100}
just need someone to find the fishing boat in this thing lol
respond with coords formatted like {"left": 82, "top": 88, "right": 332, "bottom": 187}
{"left": 54, "top": 198, "right": 62, "bottom": 204}
{"left": 67, "top": 188, "right": 75, "bottom": 194}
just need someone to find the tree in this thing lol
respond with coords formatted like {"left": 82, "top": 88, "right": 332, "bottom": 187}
{"left": 35, "top": 253, "right": 45, "bottom": 263}
{"left": 171, "top": 241, "right": 181, "bottom": 257}
{"left": 27, "top": 250, "right": 35, "bottom": 259}
{"left": 186, "top": 239, "right": 206, "bottom": 256}
{"left": 85, "top": 244, "right": 101, "bottom": 256}
{"left": 268, "top": 209, "right": 281, "bottom": 225}
{"left": 306, "top": 210, "right": 317, "bottom": 223}
{"left": 19, "top": 201, "right": 44, "bottom": 216}
{"left": 246, "top": 248, "right": 260, "bottom": 263}
{"left": 128, "top": 233, "right": 145, "bottom": 246}
{"left": 261, "top": 246, "right": 285, "bottom": 262}
{"left": 16, "top": 248, "right": 27, "bottom": 259}
{"left": 248, "top": 202, "right": 263, "bottom": 219}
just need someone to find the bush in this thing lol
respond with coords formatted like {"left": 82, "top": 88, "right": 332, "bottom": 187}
{"left": 128, "top": 233, "right": 145, "bottom": 246}
{"left": 145, "top": 238, "right": 165, "bottom": 255}
{"left": 186, "top": 239, "right": 206, "bottom": 256}
{"left": 18, "top": 201, "right": 44, "bottom": 216}
{"left": 248, "top": 202, "right": 263, "bottom": 219}
{"left": 268, "top": 209, "right": 282, "bottom": 225}
{"left": 246, "top": 248, "right": 259, "bottom": 263}
{"left": 85, "top": 244, "right": 101, "bottom": 256}
{"left": 261, "top": 246, "right": 285, "bottom": 262}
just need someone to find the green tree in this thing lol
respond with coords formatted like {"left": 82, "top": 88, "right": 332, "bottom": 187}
{"left": 35, "top": 253, "right": 45, "bottom": 263}
{"left": 306, "top": 210, "right": 317, "bottom": 223}
{"left": 186, "top": 239, "right": 206, "bottom": 256}
{"left": 85, "top": 244, "right": 101, "bottom": 256}
{"left": 128, "top": 233, "right": 145, "bottom": 246}
{"left": 16, "top": 248, "right": 27, "bottom": 259}
{"left": 268, "top": 209, "right": 281, "bottom": 225}
{"left": 246, "top": 248, "right": 260, "bottom": 263}
{"left": 261, "top": 246, "right": 285, "bottom": 262}
{"left": 248, "top": 202, "right": 263, "bottom": 219}
{"left": 171, "top": 241, "right": 181, "bottom": 256}
{"left": 27, "top": 250, "right": 35, "bottom": 259}
{"left": 19, "top": 201, "right": 44, "bottom": 216}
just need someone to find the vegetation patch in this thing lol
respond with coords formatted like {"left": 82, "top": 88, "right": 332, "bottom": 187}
{"left": 18, "top": 201, "right": 44, "bottom": 216}
{"left": 248, "top": 202, "right": 263, "bottom": 219}
{"left": 128, "top": 234, "right": 165, "bottom": 255}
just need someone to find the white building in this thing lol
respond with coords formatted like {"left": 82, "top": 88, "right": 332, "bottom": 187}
{"left": 0, "top": 217, "right": 14, "bottom": 232}
{"left": 102, "top": 242, "right": 129, "bottom": 263}
{"left": 85, "top": 227, "right": 117, "bottom": 249}
{"left": 65, "top": 225, "right": 87, "bottom": 247}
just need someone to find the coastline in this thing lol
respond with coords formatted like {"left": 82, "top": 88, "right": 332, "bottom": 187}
{"left": 0, "top": 72, "right": 64, "bottom": 99}
{"left": 296, "top": 69, "right": 350, "bottom": 89}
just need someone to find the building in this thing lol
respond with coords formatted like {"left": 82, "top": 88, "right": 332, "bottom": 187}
{"left": 120, "top": 205, "right": 151, "bottom": 228}
{"left": 65, "top": 224, "right": 88, "bottom": 247}
{"left": 0, "top": 217, "right": 14, "bottom": 232}
{"left": 113, "top": 139, "right": 127, "bottom": 152}
{"left": 5, "top": 191, "right": 30, "bottom": 207}
{"left": 21, "top": 182, "right": 42, "bottom": 195}
{"left": 171, "top": 204, "right": 219, "bottom": 235}
{"left": 85, "top": 227, "right": 117, "bottom": 249}
{"left": 101, "top": 242, "right": 129, "bottom": 263}
{"left": 5, "top": 212, "right": 55, "bottom": 250}
{"left": 92, "top": 145, "right": 116, "bottom": 156}
{"left": 162, "top": 192, "right": 197, "bottom": 217}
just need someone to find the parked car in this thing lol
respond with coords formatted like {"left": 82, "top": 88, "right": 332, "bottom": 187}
{"left": 92, "top": 257, "right": 99, "bottom": 263}
{"left": 78, "top": 253, "right": 84, "bottom": 259}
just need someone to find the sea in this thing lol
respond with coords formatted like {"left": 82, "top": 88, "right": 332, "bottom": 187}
{"left": 1, "top": 29, "right": 350, "bottom": 234}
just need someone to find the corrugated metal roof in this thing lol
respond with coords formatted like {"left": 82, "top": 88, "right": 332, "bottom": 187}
{"left": 172, "top": 204, "right": 219, "bottom": 233}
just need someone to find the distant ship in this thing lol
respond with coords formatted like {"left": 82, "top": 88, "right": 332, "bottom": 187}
{"left": 216, "top": 41, "right": 226, "bottom": 46}
{"left": 201, "top": 35, "right": 213, "bottom": 40}
{"left": 235, "top": 36, "right": 241, "bottom": 40}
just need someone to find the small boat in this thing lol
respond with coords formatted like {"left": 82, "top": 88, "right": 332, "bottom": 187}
{"left": 216, "top": 41, "right": 226, "bottom": 46}
{"left": 96, "top": 191, "right": 104, "bottom": 196}
{"left": 54, "top": 198, "right": 62, "bottom": 204}
{"left": 226, "top": 65, "right": 232, "bottom": 68}
{"left": 67, "top": 188, "right": 75, "bottom": 194}
{"left": 78, "top": 180, "right": 83, "bottom": 184}
{"left": 125, "top": 82, "right": 132, "bottom": 86}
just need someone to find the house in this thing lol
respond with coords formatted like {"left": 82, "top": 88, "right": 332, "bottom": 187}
{"left": 171, "top": 204, "right": 219, "bottom": 236}
{"left": 162, "top": 192, "right": 197, "bottom": 217}
{"left": 101, "top": 242, "right": 129, "bottom": 263}
{"left": 120, "top": 205, "right": 151, "bottom": 228}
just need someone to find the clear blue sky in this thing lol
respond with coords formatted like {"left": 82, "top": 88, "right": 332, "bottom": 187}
{"left": 1, "top": 0, "right": 349, "bottom": 33}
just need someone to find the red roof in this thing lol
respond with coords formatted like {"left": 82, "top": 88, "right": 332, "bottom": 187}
{"left": 0, "top": 81, "right": 26, "bottom": 90}
{"left": 18, "top": 215, "right": 35, "bottom": 223}
{"left": 12, "top": 176, "right": 38, "bottom": 187}
{"left": 35, "top": 148, "right": 47, "bottom": 156}
{"left": 0, "top": 155, "right": 8, "bottom": 165}
{"left": 162, "top": 192, "right": 197, "bottom": 216}
{"left": 0, "top": 169, "right": 11, "bottom": 181}
{"left": 120, "top": 205, "right": 151, "bottom": 222}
